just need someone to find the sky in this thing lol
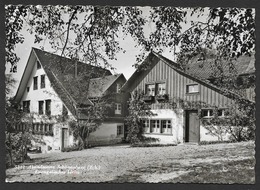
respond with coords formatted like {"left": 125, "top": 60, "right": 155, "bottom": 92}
{"left": 5, "top": 6, "right": 204, "bottom": 96}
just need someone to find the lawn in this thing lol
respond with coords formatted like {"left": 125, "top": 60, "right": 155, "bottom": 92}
{"left": 6, "top": 141, "right": 255, "bottom": 183}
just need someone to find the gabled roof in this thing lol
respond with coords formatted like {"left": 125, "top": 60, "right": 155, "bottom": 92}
{"left": 88, "top": 74, "right": 125, "bottom": 98}
{"left": 185, "top": 53, "right": 255, "bottom": 79}
{"left": 122, "top": 51, "right": 254, "bottom": 104}
{"left": 14, "top": 47, "right": 112, "bottom": 117}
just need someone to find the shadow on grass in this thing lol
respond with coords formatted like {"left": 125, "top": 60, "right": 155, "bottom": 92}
{"left": 109, "top": 158, "right": 255, "bottom": 183}
{"left": 23, "top": 157, "right": 74, "bottom": 165}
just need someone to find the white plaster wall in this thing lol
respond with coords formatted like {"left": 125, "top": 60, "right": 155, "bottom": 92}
{"left": 20, "top": 60, "right": 72, "bottom": 116}
{"left": 143, "top": 109, "right": 184, "bottom": 144}
{"left": 88, "top": 122, "right": 124, "bottom": 145}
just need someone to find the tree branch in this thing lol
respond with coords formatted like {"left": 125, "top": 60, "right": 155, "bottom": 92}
{"left": 61, "top": 7, "right": 79, "bottom": 57}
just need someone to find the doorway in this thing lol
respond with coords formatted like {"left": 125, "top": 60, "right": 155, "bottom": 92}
{"left": 185, "top": 110, "right": 200, "bottom": 143}
{"left": 61, "top": 128, "right": 68, "bottom": 149}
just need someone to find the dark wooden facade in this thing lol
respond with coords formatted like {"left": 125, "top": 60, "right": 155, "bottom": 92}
{"left": 126, "top": 55, "right": 233, "bottom": 108}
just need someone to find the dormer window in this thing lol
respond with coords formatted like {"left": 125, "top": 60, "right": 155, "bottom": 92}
{"left": 37, "top": 61, "right": 41, "bottom": 69}
{"left": 186, "top": 84, "right": 199, "bottom": 94}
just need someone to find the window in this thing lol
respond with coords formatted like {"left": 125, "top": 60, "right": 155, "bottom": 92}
{"left": 115, "top": 103, "right": 122, "bottom": 114}
{"left": 117, "top": 125, "right": 124, "bottom": 135}
{"left": 161, "top": 120, "right": 172, "bottom": 133}
{"left": 40, "top": 124, "right": 43, "bottom": 131}
{"left": 150, "top": 120, "right": 160, "bottom": 133}
{"left": 186, "top": 84, "right": 199, "bottom": 93}
{"left": 141, "top": 119, "right": 172, "bottom": 134}
{"left": 22, "top": 101, "right": 30, "bottom": 113}
{"left": 202, "top": 109, "right": 213, "bottom": 118}
{"left": 40, "top": 75, "right": 45, "bottom": 89}
{"left": 45, "top": 100, "right": 51, "bottom": 115}
{"left": 146, "top": 84, "right": 155, "bottom": 96}
{"left": 142, "top": 120, "right": 150, "bottom": 133}
{"left": 33, "top": 76, "right": 38, "bottom": 90}
{"left": 157, "top": 83, "right": 166, "bottom": 95}
{"left": 37, "top": 61, "right": 41, "bottom": 69}
{"left": 38, "top": 101, "right": 44, "bottom": 115}
{"left": 116, "top": 83, "right": 121, "bottom": 93}
{"left": 49, "top": 124, "right": 53, "bottom": 132}
{"left": 27, "top": 87, "right": 30, "bottom": 92}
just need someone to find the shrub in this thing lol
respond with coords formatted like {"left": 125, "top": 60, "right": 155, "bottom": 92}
{"left": 5, "top": 132, "right": 31, "bottom": 168}
{"left": 199, "top": 140, "right": 237, "bottom": 145}
{"left": 131, "top": 143, "right": 177, "bottom": 147}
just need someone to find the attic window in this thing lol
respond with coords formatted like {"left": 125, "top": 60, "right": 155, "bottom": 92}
{"left": 186, "top": 84, "right": 199, "bottom": 94}
{"left": 37, "top": 61, "right": 41, "bottom": 69}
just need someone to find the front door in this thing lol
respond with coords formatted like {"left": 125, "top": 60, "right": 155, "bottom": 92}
{"left": 185, "top": 110, "right": 200, "bottom": 143}
{"left": 61, "top": 128, "right": 68, "bottom": 149}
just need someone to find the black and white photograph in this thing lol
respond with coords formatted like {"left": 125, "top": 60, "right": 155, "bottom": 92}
{"left": 4, "top": 4, "right": 255, "bottom": 183}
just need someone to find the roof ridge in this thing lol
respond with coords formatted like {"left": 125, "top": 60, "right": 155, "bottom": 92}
{"left": 155, "top": 53, "right": 255, "bottom": 104}
{"left": 32, "top": 47, "right": 111, "bottom": 72}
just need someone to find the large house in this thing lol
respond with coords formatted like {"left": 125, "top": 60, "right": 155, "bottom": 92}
{"left": 121, "top": 51, "right": 255, "bottom": 144}
{"left": 13, "top": 48, "right": 128, "bottom": 153}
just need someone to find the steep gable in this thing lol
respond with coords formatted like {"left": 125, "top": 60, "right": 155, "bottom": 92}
{"left": 122, "top": 52, "right": 254, "bottom": 104}
{"left": 14, "top": 48, "right": 112, "bottom": 116}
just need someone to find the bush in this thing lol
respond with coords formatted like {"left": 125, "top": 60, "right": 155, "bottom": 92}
{"left": 5, "top": 132, "right": 31, "bottom": 168}
{"left": 131, "top": 143, "right": 177, "bottom": 147}
{"left": 199, "top": 140, "right": 237, "bottom": 145}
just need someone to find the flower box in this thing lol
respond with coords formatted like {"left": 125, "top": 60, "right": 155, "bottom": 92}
{"left": 143, "top": 95, "right": 154, "bottom": 102}
{"left": 155, "top": 94, "right": 169, "bottom": 101}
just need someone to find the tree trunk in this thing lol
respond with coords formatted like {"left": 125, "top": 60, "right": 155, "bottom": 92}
{"left": 7, "top": 132, "right": 14, "bottom": 167}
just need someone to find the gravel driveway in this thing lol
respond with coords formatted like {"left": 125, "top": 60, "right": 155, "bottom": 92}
{"left": 6, "top": 141, "right": 255, "bottom": 183}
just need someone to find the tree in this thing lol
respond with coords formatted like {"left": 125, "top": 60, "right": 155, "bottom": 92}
{"left": 5, "top": 6, "right": 255, "bottom": 74}
{"left": 125, "top": 90, "right": 154, "bottom": 144}
{"left": 68, "top": 97, "right": 111, "bottom": 150}
{"left": 5, "top": 75, "right": 31, "bottom": 167}
{"left": 201, "top": 100, "right": 255, "bottom": 142}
